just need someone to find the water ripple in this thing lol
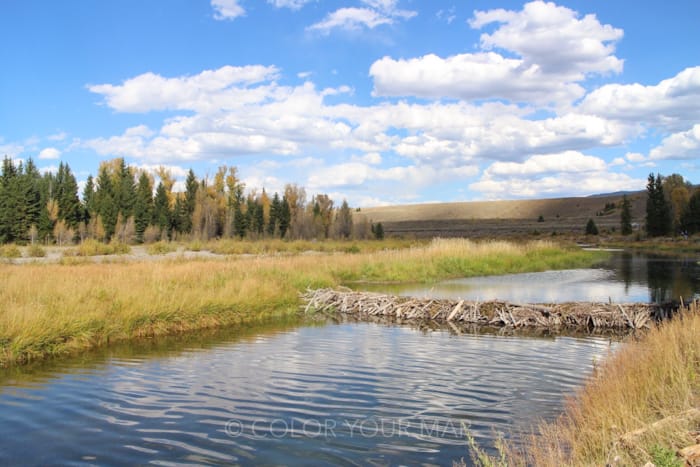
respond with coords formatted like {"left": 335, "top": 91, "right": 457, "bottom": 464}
{"left": 0, "top": 322, "right": 614, "bottom": 465}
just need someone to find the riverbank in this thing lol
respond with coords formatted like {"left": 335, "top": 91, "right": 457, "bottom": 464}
{"left": 519, "top": 306, "right": 700, "bottom": 466}
{"left": 0, "top": 239, "right": 601, "bottom": 367}
{"left": 463, "top": 305, "right": 700, "bottom": 466}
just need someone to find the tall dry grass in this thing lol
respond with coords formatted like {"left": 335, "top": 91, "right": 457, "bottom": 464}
{"left": 0, "top": 239, "right": 601, "bottom": 367}
{"left": 517, "top": 308, "right": 700, "bottom": 466}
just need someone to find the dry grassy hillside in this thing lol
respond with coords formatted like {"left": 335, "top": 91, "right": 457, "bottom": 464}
{"left": 358, "top": 192, "right": 647, "bottom": 238}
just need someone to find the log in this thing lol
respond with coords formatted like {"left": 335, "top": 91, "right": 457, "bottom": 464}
{"left": 679, "top": 444, "right": 700, "bottom": 466}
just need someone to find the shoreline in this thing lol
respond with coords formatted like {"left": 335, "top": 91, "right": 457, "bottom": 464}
{"left": 0, "top": 239, "right": 602, "bottom": 367}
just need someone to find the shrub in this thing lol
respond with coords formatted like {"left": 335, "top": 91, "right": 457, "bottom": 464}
{"left": 27, "top": 244, "right": 46, "bottom": 258}
{"left": 0, "top": 244, "right": 21, "bottom": 258}
{"left": 147, "top": 241, "right": 177, "bottom": 255}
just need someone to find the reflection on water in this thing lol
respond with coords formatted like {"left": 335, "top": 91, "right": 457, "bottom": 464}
{"left": 360, "top": 252, "right": 700, "bottom": 304}
{"left": 0, "top": 320, "right": 614, "bottom": 466}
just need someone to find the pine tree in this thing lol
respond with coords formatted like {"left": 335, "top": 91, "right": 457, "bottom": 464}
{"left": 56, "top": 162, "right": 82, "bottom": 231}
{"left": 645, "top": 173, "right": 671, "bottom": 237}
{"left": 268, "top": 192, "right": 280, "bottom": 236}
{"left": 95, "top": 166, "right": 118, "bottom": 241}
{"left": 682, "top": 189, "right": 700, "bottom": 234}
{"left": 585, "top": 218, "right": 599, "bottom": 235}
{"left": 82, "top": 175, "right": 96, "bottom": 222}
{"left": 116, "top": 158, "right": 136, "bottom": 219}
{"left": 374, "top": 222, "right": 384, "bottom": 240}
{"left": 153, "top": 182, "right": 171, "bottom": 238}
{"left": 183, "top": 169, "right": 198, "bottom": 234}
{"left": 620, "top": 195, "right": 633, "bottom": 235}
{"left": 0, "top": 156, "right": 18, "bottom": 243}
{"left": 133, "top": 172, "right": 153, "bottom": 243}
{"left": 278, "top": 196, "right": 291, "bottom": 238}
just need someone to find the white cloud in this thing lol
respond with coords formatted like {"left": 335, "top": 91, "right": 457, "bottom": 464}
{"left": 436, "top": 7, "right": 456, "bottom": 24}
{"left": 580, "top": 66, "right": 700, "bottom": 131}
{"left": 370, "top": 1, "right": 623, "bottom": 105}
{"left": 0, "top": 141, "right": 24, "bottom": 158}
{"left": 470, "top": 1, "right": 623, "bottom": 77}
{"left": 89, "top": 65, "right": 280, "bottom": 113}
{"left": 471, "top": 171, "right": 644, "bottom": 199}
{"left": 371, "top": 1, "right": 622, "bottom": 105}
{"left": 307, "top": 0, "right": 416, "bottom": 34}
{"left": 211, "top": 0, "right": 245, "bottom": 20}
{"left": 297, "top": 71, "right": 313, "bottom": 79}
{"left": 625, "top": 152, "right": 646, "bottom": 163}
{"left": 370, "top": 52, "right": 585, "bottom": 104}
{"left": 38, "top": 147, "right": 61, "bottom": 160}
{"left": 352, "top": 152, "right": 382, "bottom": 165}
{"left": 268, "top": 0, "right": 313, "bottom": 10}
{"left": 39, "top": 165, "right": 59, "bottom": 175}
{"left": 48, "top": 131, "right": 67, "bottom": 141}
{"left": 610, "top": 157, "right": 626, "bottom": 166}
{"left": 471, "top": 150, "right": 645, "bottom": 199}
{"left": 484, "top": 151, "right": 607, "bottom": 177}
{"left": 649, "top": 124, "right": 700, "bottom": 160}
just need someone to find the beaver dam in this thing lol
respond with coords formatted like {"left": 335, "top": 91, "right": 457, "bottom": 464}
{"left": 302, "top": 288, "right": 691, "bottom": 331}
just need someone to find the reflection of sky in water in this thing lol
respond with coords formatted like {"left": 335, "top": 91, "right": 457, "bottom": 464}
{"left": 0, "top": 323, "right": 614, "bottom": 465}
{"left": 391, "top": 269, "right": 650, "bottom": 303}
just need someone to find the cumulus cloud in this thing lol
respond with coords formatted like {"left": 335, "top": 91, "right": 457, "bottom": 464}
{"left": 470, "top": 1, "right": 623, "bottom": 77}
{"left": 0, "top": 140, "right": 24, "bottom": 158}
{"left": 484, "top": 151, "right": 607, "bottom": 177}
{"left": 38, "top": 147, "right": 61, "bottom": 160}
{"left": 307, "top": 0, "right": 416, "bottom": 34}
{"left": 580, "top": 66, "right": 700, "bottom": 131}
{"left": 371, "top": 1, "right": 622, "bottom": 105}
{"left": 649, "top": 124, "right": 700, "bottom": 160}
{"left": 470, "top": 150, "right": 645, "bottom": 198}
{"left": 211, "top": 0, "right": 245, "bottom": 20}
{"left": 89, "top": 65, "right": 280, "bottom": 113}
{"left": 48, "top": 131, "right": 67, "bottom": 141}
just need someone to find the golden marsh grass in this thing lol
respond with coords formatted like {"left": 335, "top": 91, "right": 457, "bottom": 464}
{"left": 0, "top": 239, "right": 601, "bottom": 367}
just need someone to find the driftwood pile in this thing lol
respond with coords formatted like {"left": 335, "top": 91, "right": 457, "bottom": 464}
{"left": 301, "top": 288, "right": 660, "bottom": 331}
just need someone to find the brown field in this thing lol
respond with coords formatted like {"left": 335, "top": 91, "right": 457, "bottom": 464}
{"left": 359, "top": 192, "right": 647, "bottom": 238}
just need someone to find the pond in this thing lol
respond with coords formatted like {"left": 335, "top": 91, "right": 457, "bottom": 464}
{"left": 1, "top": 251, "right": 697, "bottom": 465}
{"left": 0, "top": 320, "right": 613, "bottom": 466}
{"left": 358, "top": 251, "right": 700, "bottom": 304}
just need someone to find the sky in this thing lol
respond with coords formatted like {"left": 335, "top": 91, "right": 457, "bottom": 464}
{"left": 1, "top": 0, "right": 699, "bottom": 207}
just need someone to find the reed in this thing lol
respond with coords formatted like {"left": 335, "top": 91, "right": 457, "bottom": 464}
{"left": 506, "top": 307, "right": 700, "bottom": 466}
{"left": 0, "top": 239, "right": 602, "bottom": 367}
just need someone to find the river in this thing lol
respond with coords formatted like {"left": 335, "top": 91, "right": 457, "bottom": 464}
{"left": 0, "top": 251, "right": 697, "bottom": 465}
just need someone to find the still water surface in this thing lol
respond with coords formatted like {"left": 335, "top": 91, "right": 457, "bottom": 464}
{"left": 359, "top": 251, "right": 700, "bottom": 304}
{"left": 1, "top": 252, "right": 697, "bottom": 465}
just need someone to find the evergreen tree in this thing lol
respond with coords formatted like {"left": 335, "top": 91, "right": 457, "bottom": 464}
{"left": 82, "top": 175, "right": 96, "bottom": 221}
{"left": 133, "top": 172, "right": 153, "bottom": 243}
{"left": 681, "top": 189, "right": 700, "bottom": 234}
{"left": 585, "top": 218, "right": 599, "bottom": 235}
{"left": 183, "top": 169, "right": 198, "bottom": 234}
{"left": 116, "top": 158, "right": 136, "bottom": 219}
{"left": 95, "top": 166, "right": 118, "bottom": 241}
{"left": 278, "top": 196, "right": 291, "bottom": 238}
{"left": 268, "top": 192, "right": 280, "bottom": 236}
{"left": 374, "top": 222, "right": 384, "bottom": 240}
{"left": 0, "top": 156, "right": 18, "bottom": 243}
{"left": 233, "top": 202, "right": 248, "bottom": 238}
{"left": 153, "top": 181, "right": 171, "bottom": 238}
{"left": 56, "top": 162, "right": 82, "bottom": 230}
{"left": 620, "top": 195, "right": 633, "bottom": 235}
{"left": 645, "top": 173, "right": 671, "bottom": 237}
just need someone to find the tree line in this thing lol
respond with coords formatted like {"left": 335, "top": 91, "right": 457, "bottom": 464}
{"left": 0, "top": 156, "right": 378, "bottom": 245}
{"left": 644, "top": 172, "right": 700, "bottom": 237}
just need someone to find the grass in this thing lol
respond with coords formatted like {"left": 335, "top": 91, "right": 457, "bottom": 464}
{"left": 0, "top": 244, "right": 22, "bottom": 259}
{"left": 203, "top": 237, "right": 423, "bottom": 255}
{"left": 484, "top": 307, "right": 700, "bottom": 466}
{"left": 0, "top": 239, "right": 602, "bottom": 367}
{"left": 147, "top": 241, "right": 178, "bottom": 255}
{"left": 65, "top": 239, "right": 131, "bottom": 256}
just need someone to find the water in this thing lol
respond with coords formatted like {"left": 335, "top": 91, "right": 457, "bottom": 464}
{"left": 0, "top": 322, "right": 613, "bottom": 466}
{"left": 1, "top": 251, "right": 696, "bottom": 465}
{"left": 359, "top": 251, "right": 700, "bottom": 304}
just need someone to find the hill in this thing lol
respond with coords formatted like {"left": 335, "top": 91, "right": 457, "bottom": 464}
{"left": 357, "top": 191, "right": 647, "bottom": 238}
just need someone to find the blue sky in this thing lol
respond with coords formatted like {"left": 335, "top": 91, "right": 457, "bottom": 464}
{"left": 1, "top": 0, "right": 699, "bottom": 206}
